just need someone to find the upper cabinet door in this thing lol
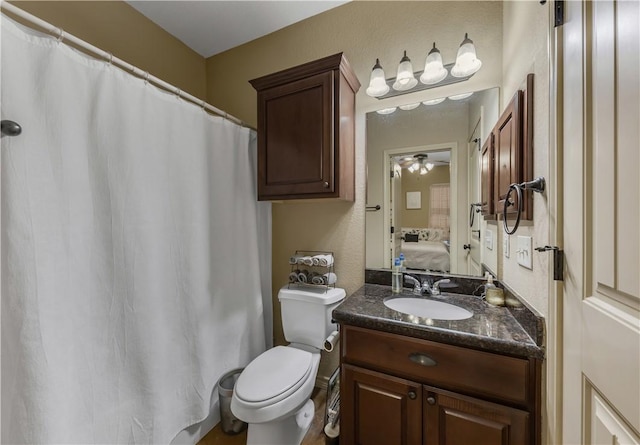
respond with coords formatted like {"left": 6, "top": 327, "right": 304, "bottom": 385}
{"left": 494, "top": 90, "right": 523, "bottom": 217}
{"left": 250, "top": 53, "right": 360, "bottom": 201}
{"left": 481, "top": 133, "right": 495, "bottom": 217}
{"left": 258, "top": 71, "right": 334, "bottom": 198}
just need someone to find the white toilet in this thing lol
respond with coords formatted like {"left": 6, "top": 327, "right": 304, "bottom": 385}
{"left": 231, "top": 285, "right": 345, "bottom": 445}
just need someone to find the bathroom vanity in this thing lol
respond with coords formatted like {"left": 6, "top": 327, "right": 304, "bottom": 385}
{"left": 333, "top": 279, "right": 543, "bottom": 445}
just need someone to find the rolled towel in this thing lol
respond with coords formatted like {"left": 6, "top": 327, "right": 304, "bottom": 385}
{"left": 297, "top": 256, "right": 314, "bottom": 266}
{"left": 289, "top": 255, "right": 303, "bottom": 265}
{"left": 297, "top": 269, "right": 309, "bottom": 283}
{"left": 288, "top": 270, "right": 300, "bottom": 283}
{"left": 313, "top": 254, "right": 334, "bottom": 267}
{"left": 311, "top": 275, "right": 325, "bottom": 285}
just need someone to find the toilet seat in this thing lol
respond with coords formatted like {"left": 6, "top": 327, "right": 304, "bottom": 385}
{"left": 231, "top": 347, "right": 321, "bottom": 424}
{"left": 235, "top": 346, "right": 313, "bottom": 408}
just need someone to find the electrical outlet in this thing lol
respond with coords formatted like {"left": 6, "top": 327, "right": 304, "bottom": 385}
{"left": 517, "top": 236, "right": 533, "bottom": 269}
{"left": 503, "top": 235, "right": 510, "bottom": 258}
{"left": 485, "top": 229, "right": 493, "bottom": 250}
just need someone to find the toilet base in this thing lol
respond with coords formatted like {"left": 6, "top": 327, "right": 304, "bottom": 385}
{"left": 246, "top": 399, "right": 315, "bottom": 445}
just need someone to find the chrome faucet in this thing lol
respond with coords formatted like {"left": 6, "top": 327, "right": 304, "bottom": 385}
{"left": 403, "top": 275, "right": 422, "bottom": 295}
{"left": 429, "top": 278, "right": 451, "bottom": 295}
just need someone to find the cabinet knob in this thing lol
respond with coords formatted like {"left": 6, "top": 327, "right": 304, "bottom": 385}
{"left": 408, "top": 391, "right": 417, "bottom": 400}
{"left": 323, "top": 181, "right": 330, "bottom": 188}
{"left": 426, "top": 396, "right": 436, "bottom": 405}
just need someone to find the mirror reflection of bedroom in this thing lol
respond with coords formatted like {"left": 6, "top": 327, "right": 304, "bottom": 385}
{"left": 392, "top": 150, "right": 451, "bottom": 273}
{"left": 365, "top": 87, "right": 499, "bottom": 277}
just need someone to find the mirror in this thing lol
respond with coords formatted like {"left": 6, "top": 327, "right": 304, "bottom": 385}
{"left": 365, "top": 87, "right": 499, "bottom": 277}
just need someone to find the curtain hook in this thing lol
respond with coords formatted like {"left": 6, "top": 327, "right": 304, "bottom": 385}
{"left": 106, "top": 52, "right": 113, "bottom": 67}
{"left": 175, "top": 88, "right": 182, "bottom": 99}
{"left": 55, "top": 27, "right": 64, "bottom": 43}
{"left": 143, "top": 71, "right": 149, "bottom": 85}
{"left": 201, "top": 101, "right": 207, "bottom": 113}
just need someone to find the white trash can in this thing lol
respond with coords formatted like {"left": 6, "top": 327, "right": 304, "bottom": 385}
{"left": 218, "top": 368, "right": 247, "bottom": 435}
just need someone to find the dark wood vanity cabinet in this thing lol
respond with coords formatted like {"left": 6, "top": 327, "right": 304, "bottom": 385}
{"left": 343, "top": 364, "right": 422, "bottom": 445}
{"left": 423, "top": 386, "right": 529, "bottom": 445}
{"left": 249, "top": 53, "right": 360, "bottom": 201}
{"left": 481, "top": 74, "right": 534, "bottom": 219}
{"left": 340, "top": 325, "right": 540, "bottom": 445}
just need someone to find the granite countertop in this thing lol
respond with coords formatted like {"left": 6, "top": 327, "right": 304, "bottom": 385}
{"left": 333, "top": 283, "right": 544, "bottom": 359}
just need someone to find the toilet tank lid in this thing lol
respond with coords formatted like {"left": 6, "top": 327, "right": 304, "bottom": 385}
{"left": 278, "top": 285, "right": 346, "bottom": 305}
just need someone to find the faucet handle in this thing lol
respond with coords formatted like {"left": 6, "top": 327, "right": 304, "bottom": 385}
{"left": 403, "top": 274, "right": 422, "bottom": 294}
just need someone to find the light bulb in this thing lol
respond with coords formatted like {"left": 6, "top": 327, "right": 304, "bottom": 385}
{"left": 392, "top": 51, "right": 418, "bottom": 91}
{"left": 420, "top": 42, "right": 448, "bottom": 85}
{"left": 451, "top": 33, "right": 482, "bottom": 78}
{"left": 366, "top": 59, "right": 390, "bottom": 97}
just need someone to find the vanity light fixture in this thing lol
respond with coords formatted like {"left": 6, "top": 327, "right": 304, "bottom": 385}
{"left": 392, "top": 51, "right": 418, "bottom": 91}
{"left": 376, "top": 107, "right": 397, "bottom": 115}
{"left": 423, "top": 97, "right": 446, "bottom": 106}
{"left": 365, "top": 34, "right": 481, "bottom": 99}
{"left": 399, "top": 102, "right": 421, "bottom": 111}
{"left": 451, "top": 33, "right": 483, "bottom": 78}
{"left": 448, "top": 91, "right": 474, "bottom": 100}
{"left": 365, "top": 59, "right": 390, "bottom": 97}
{"left": 420, "top": 43, "right": 448, "bottom": 85}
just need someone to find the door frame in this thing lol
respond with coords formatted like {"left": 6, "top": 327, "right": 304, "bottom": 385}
{"left": 382, "top": 142, "right": 458, "bottom": 271}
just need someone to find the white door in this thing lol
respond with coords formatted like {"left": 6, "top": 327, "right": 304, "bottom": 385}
{"left": 390, "top": 159, "right": 403, "bottom": 267}
{"left": 467, "top": 138, "right": 482, "bottom": 276}
{"left": 561, "top": 1, "right": 640, "bottom": 444}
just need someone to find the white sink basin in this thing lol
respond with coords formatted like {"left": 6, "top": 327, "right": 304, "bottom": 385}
{"left": 384, "top": 297, "right": 473, "bottom": 321}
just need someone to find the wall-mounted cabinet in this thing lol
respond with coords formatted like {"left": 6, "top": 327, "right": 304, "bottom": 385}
{"left": 481, "top": 74, "right": 534, "bottom": 220}
{"left": 249, "top": 53, "right": 360, "bottom": 201}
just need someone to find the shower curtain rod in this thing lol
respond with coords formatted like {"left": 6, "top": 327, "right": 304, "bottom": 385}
{"left": 0, "top": 1, "right": 255, "bottom": 131}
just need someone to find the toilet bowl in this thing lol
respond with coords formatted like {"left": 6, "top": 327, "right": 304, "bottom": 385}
{"left": 230, "top": 285, "right": 345, "bottom": 445}
{"left": 231, "top": 345, "right": 320, "bottom": 444}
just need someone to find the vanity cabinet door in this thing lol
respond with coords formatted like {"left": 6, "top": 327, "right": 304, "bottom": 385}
{"left": 424, "top": 385, "right": 530, "bottom": 445}
{"left": 342, "top": 364, "right": 422, "bottom": 445}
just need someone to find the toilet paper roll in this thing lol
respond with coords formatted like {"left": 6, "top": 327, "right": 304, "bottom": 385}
{"left": 324, "top": 272, "right": 337, "bottom": 285}
{"left": 324, "top": 423, "right": 340, "bottom": 440}
{"left": 324, "top": 330, "right": 339, "bottom": 352}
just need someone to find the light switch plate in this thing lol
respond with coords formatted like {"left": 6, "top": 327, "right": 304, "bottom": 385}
{"left": 485, "top": 230, "right": 493, "bottom": 250}
{"left": 503, "top": 235, "right": 510, "bottom": 258}
{"left": 517, "top": 236, "right": 533, "bottom": 269}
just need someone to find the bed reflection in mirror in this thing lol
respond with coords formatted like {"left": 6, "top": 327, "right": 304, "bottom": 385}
{"left": 365, "top": 88, "right": 499, "bottom": 277}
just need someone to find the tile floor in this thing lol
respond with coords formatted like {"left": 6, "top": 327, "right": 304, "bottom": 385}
{"left": 198, "top": 388, "right": 328, "bottom": 445}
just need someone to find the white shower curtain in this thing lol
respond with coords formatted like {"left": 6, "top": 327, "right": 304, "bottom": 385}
{"left": 1, "top": 16, "right": 271, "bottom": 444}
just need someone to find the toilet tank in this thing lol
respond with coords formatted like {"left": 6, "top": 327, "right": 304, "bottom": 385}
{"left": 278, "top": 285, "right": 346, "bottom": 349}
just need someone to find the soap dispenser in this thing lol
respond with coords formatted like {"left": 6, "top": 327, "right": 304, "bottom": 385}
{"left": 484, "top": 273, "right": 505, "bottom": 306}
